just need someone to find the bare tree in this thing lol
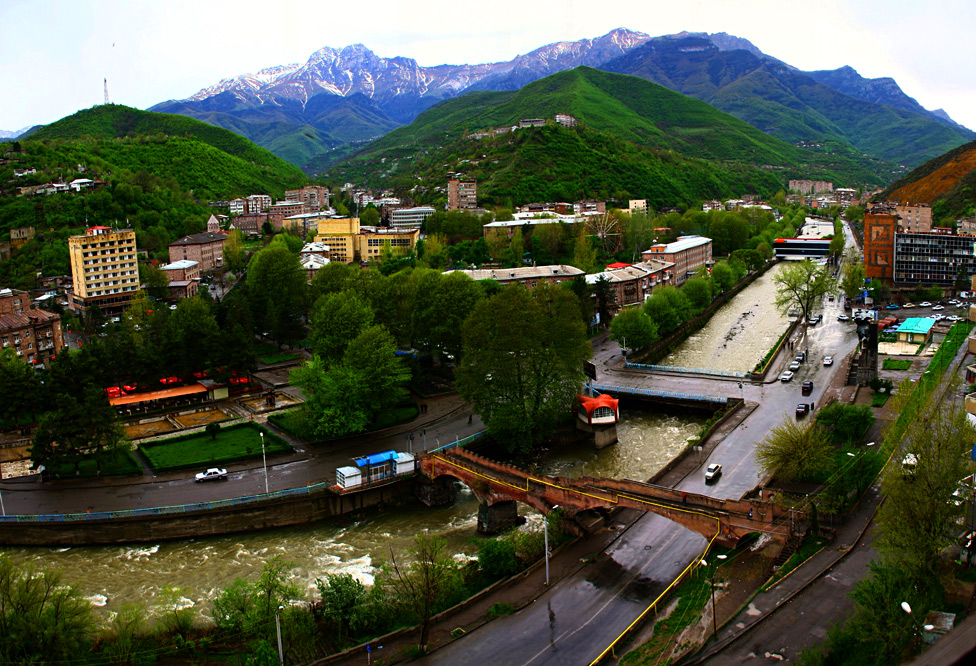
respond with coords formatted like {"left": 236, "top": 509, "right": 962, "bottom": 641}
{"left": 773, "top": 259, "right": 836, "bottom": 320}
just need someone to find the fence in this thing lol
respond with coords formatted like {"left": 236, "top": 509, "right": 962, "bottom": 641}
{"left": 623, "top": 361, "right": 750, "bottom": 379}
{"left": 0, "top": 481, "right": 334, "bottom": 524}
{"left": 429, "top": 430, "right": 487, "bottom": 454}
{"left": 591, "top": 383, "right": 728, "bottom": 405}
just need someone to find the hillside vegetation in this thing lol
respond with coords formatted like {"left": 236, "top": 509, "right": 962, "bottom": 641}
{"left": 0, "top": 105, "right": 308, "bottom": 290}
{"left": 326, "top": 67, "right": 892, "bottom": 205}
{"left": 879, "top": 139, "right": 976, "bottom": 221}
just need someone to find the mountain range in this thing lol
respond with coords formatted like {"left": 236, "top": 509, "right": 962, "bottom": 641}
{"left": 149, "top": 28, "right": 973, "bottom": 177}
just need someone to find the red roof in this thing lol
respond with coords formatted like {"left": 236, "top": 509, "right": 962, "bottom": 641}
{"left": 606, "top": 262, "right": 632, "bottom": 269}
{"left": 577, "top": 393, "right": 618, "bottom": 416}
{"left": 109, "top": 383, "right": 207, "bottom": 406}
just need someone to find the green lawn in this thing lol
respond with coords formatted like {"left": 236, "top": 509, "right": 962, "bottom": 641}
{"left": 882, "top": 358, "right": 913, "bottom": 371}
{"left": 49, "top": 447, "right": 143, "bottom": 479}
{"left": 138, "top": 423, "right": 291, "bottom": 471}
{"left": 871, "top": 392, "right": 891, "bottom": 407}
{"left": 269, "top": 403, "right": 420, "bottom": 444}
{"left": 258, "top": 352, "right": 302, "bottom": 364}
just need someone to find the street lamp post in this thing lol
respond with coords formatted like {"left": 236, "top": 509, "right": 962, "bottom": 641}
{"left": 275, "top": 604, "right": 285, "bottom": 666}
{"left": 260, "top": 431, "right": 269, "bottom": 494}
{"left": 701, "top": 554, "right": 727, "bottom": 641}
{"left": 901, "top": 601, "right": 935, "bottom": 654}
{"left": 544, "top": 505, "right": 560, "bottom": 586}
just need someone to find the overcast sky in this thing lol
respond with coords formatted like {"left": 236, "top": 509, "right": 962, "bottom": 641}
{"left": 3, "top": 0, "right": 975, "bottom": 133}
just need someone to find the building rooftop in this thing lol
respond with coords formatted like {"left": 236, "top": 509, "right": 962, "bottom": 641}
{"left": 445, "top": 265, "right": 585, "bottom": 281}
{"left": 169, "top": 232, "right": 228, "bottom": 246}
{"left": 161, "top": 260, "right": 199, "bottom": 271}
{"left": 646, "top": 235, "right": 712, "bottom": 254}
{"left": 898, "top": 317, "right": 935, "bottom": 335}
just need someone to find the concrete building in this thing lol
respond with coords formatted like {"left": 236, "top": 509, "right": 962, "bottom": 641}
{"left": 282, "top": 211, "right": 334, "bottom": 238}
{"left": 448, "top": 179, "right": 477, "bottom": 210}
{"left": 0, "top": 293, "right": 64, "bottom": 366}
{"left": 268, "top": 201, "right": 311, "bottom": 230}
{"left": 285, "top": 186, "right": 329, "bottom": 210}
{"left": 574, "top": 200, "right": 606, "bottom": 215}
{"left": 160, "top": 260, "right": 200, "bottom": 300}
{"left": 863, "top": 210, "right": 898, "bottom": 283}
{"left": 629, "top": 200, "right": 648, "bottom": 215}
{"left": 68, "top": 226, "right": 140, "bottom": 312}
{"left": 445, "top": 265, "right": 584, "bottom": 287}
{"left": 168, "top": 231, "right": 228, "bottom": 273}
{"left": 390, "top": 206, "right": 436, "bottom": 229}
{"left": 314, "top": 217, "right": 361, "bottom": 263}
{"left": 246, "top": 194, "right": 272, "bottom": 213}
{"left": 864, "top": 209, "right": 976, "bottom": 286}
{"left": 9, "top": 227, "right": 34, "bottom": 249}
{"left": 230, "top": 212, "right": 267, "bottom": 235}
{"left": 641, "top": 235, "right": 713, "bottom": 285}
{"left": 789, "top": 179, "right": 833, "bottom": 195}
{"left": 300, "top": 253, "right": 330, "bottom": 282}
{"left": 555, "top": 114, "right": 578, "bottom": 128}
{"left": 585, "top": 259, "right": 674, "bottom": 316}
{"left": 357, "top": 227, "right": 420, "bottom": 262}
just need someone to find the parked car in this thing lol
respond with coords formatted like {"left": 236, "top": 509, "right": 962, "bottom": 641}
{"left": 885, "top": 303, "right": 900, "bottom": 310}
{"left": 780, "top": 371, "right": 794, "bottom": 382}
{"left": 802, "top": 381, "right": 813, "bottom": 395}
{"left": 823, "top": 355, "right": 834, "bottom": 366}
{"left": 195, "top": 468, "right": 228, "bottom": 482}
{"left": 902, "top": 302, "right": 916, "bottom": 308}
{"left": 808, "top": 314, "right": 822, "bottom": 325}
{"left": 795, "top": 351, "right": 807, "bottom": 363}
{"left": 933, "top": 305, "right": 945, "bottom": 311}
{"left": 795, "top": 403, "right": 810, "bottom": 417}
{"left": 837, "top": 314, "right": 850, "bottom": 321}
{"left": 919, "top": 301, "right": 932, "bottom": 307}
{"left": 789, "top": 360, "right": 802, "bottom": 371}
{"left": 705, "top": 463, "right": 723, "bottom": 482}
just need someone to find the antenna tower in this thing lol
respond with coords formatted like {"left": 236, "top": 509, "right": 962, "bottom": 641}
{"left": 104, "top": 78, "right": 111, "bottom": 105}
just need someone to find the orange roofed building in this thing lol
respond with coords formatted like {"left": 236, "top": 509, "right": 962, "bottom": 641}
{"left": 577, "top": 394, "right": 619, "bottom": 425}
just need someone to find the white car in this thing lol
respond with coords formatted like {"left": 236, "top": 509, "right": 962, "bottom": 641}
{"left": 837, "top": 314, "right": 850, "bottom": 322}
{"left": 823, "top": 355, "right": 834, "bottom": 366}
{"left": 195, "top": 467, "right": 228, "bottom": 482}
{"left": 780, "top": 371, "right": 794, "bottom": 382}
{"left": 789, "top": 360, "right": 801, "bottom": 371}
{"left": 705, "top": 463, "right": 723, "bottom": 482}
{"left": 919, "top": 301, "right": 932, "bottom": 307}
{"left": 932, "top": 305, "right": 945, "bottom": 311}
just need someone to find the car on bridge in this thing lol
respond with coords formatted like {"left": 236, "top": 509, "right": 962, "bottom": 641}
{"left": 705, "top": 463, "right": 722, "bottom": 482}
{"left": 195, "top": 468, "right": 228, "bottom": 482}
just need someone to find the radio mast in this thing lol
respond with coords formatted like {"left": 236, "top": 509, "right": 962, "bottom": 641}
{"left": 104, "top": 78, "right": 111, "bottom": 105}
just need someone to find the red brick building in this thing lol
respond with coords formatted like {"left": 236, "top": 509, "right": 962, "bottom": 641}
{"left": 863, "top": 211, "right": 898, "bottom": 282}
{"left": 0, "top": 288, "right": 65, "bottom": 366}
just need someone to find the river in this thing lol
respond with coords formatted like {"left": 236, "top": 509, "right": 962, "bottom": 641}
{"left": 1, "top": 265, "right": 792, "bottom": 622}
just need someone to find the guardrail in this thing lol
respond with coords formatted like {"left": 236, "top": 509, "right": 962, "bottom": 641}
{"left": 591, "top": 383, "right": 728, "bottom": 405}
{"left": 624, "top": 360, "right": 750, "bottom": 379}
{"left": 0, "top": 480, "right": 336, "bottom": 524}
{"left": 429, "top": 430, "right": 487, "bottom": 454}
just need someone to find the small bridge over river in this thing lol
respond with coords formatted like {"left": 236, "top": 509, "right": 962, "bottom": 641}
{"left": 419, "top": 448, "right": 801, "bottom": 547}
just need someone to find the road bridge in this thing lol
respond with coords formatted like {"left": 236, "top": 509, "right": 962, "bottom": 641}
{"left": 419, "top": 448, "right": 800, "bottom": 547}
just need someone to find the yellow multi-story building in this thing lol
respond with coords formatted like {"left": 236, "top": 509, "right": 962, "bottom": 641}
{"left": 68, "top": 226, "right": 140, "bottom": 312}
{"left": 313, "top": 217, "right": 420, "bottom": 263}
{"left": 314, "top": 217, "right": 361, "bottom": 263}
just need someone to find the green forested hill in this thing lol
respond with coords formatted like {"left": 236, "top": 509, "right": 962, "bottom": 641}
{"left": 326, "top": 67, "right": 893, "bottom": 205}
{"left": 0, "top": 105, "right": 308, "bottom": 290}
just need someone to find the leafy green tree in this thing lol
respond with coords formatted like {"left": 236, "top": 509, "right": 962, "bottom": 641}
{"left": 876, "top": 402, "right": 976, "bottom": 578}
{"left": 773, "top": 259, "right": 836, "bottom": 320}
{"left": 592, "top": 275, "right": 616, "bottom": 327}
{"left": 710, "top": 261, "right": 736, "bottom": 293}
{"left": 510, "top": 227, "right": 525, "bottom": 267}
{"left": 316, "top": 573, "right": 370, "bottom": 645}
{"left": 290, "top": 357, "right": 370, "bottom": 438}
{"left": 642, "top": 286, "right": 692, "bottom": 335}
{"left": 756, "top": 417, "right": 834, "bottom": 482}
{"left": 681, "top": 275, "right": 712, "bottom": 313}
{"left": 308, "top": 291, "right": 374, "bottom": 363}
{"left": 246, "top": 246, "right": 306, "bottom": 347}
{"left": 814, "top": 403, "right": 874, "bottom": 444}
{"left": 140, "top": 263, "right": 171, "bottom": 300}
{"left": 157, "top": 585, "right": 196, "bottom": 641}
{"left": 223, "top": 228, "right": 247, "bottom": 274}
{"left": 0, "top": 559, "right": 95, "bottom": 664}
{"left": 840, "top": 255, "right": 866, "bottom": 300}
{"left": 477, "top": 537, "right": 519, "bottom": 578}
{"left": 380, "top": 533, "right": 463, "bottom": 651}
{"left": 731, "top": 248, "right": 764, "bottom": 272}
{"left": 571, "top": 227, "right": 598, "bottom": 273}
{"left": 609, "top": 306, "right": 659, "bottom": 351}
{"left": 270, "top": 232, "right": 304, "bottom": 253}
{"left": 0, "top": 348, "right": 42, "bottom": 426}
{"left": 212, "top": 556, "right": 303, "bottom": 638}
{"left": 456, "top": 283, "right": 591, "bottom": 453}
{"left": 360, "top": 204, "right": 380, "bottom": 226}
{"left": 342, "top": 325, "right": 411, "bottom": 415}
{"left": 168, "top": 296, "right": 220, "bottom": 376}
{"left": 411, "top": 271, "right": 483, "bottom": 362}
{"left": 309, "top": 261, "right": 358, "bottom": 301}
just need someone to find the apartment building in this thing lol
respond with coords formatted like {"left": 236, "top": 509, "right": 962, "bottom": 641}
{"left": 0, "top": 302, "right": 64, "bottom": 366}
{"left": 585, "top": 259, "right": 674, "bottom": 317}
{"left": 357, "top": 227, "right": 420, "bottom": 261}
{"left": 168, "top": 231, "right": 228, "bottom": 273}
{"left": 864, "top": 209, "right": 976, "bottom": 286}
{"left": 285, "top": 186, "right": 330, "bottom": 210}
{"left": 390, "top": 206, "right": 436, "bottom": 229}
{"left": 160, "top": 260, "right": 200, "bottom": 300}
{"left": 445, "top": 265, "right": 584, "bottom": 287}
{"left": 268, "top": 201, "right": 310, "bottom": 230}
{"left": 68, "top": 226, "right": 140, "bottom": 312}
{"left": 0, "top": 287, "right": 31, "bottom": 316}
{"left": 641, "top": 235, "right": 713, "bottom": 285}
{"left": 447, "top": 179, "right": 477, "bottom": 210}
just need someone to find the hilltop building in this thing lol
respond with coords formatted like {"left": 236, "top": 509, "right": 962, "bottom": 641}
{"left": 68, "top": 226, "right": 140, "bottom": 312}
{"left": 448, "top": 179, "right": 477, "bottom": 210}
{"left": 789, "top": 180, "right": 833, "bottom": 195}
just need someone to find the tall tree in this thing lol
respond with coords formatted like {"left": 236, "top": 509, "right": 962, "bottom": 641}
{"left": 411, "top": 271, "right": 483, "bottom": 362}
{"left": 308, "top": 291, "right": 374, "bottom": 363}
{"left": 246, "top": 245, "right": 306, "bottom": 347}
{"left": 840, "top": 253, "right": 866, "bottom": 300}
{"left": 456, "top": 283, "right": 591, "bottom": 453}
{"left": 609, "top": 307, "right": 659, "bottom": 351}
{"left": 773, "top": 259, "right": 836, "bottom": 320}
{"left": 756, "top": 417, "right": 834, "bottom": 482}
{"left": 30, "top": 385, "right": 127, "bottom": 475}
{"left": 222, "top": 228, "right": 247, "bottom": 274}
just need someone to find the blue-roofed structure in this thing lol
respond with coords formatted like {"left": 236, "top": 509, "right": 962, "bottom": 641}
{"left": 355, "top": 450, "right": 397, "bottom": 468}
{"left": 896, "top": 317, "right": 935, "bottom": 344}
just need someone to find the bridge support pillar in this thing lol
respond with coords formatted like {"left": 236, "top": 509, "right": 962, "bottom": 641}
{"left": 415, "top": 478, "right": 457, "bottom": 507}
{"left": 477, "top": 500, "right": 524, "bottom": 534}
{"left": 576, "top": 420, "right": 618, "bottom": 449}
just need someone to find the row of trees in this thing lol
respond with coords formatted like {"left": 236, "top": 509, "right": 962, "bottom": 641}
{"left": 0, "top": 524, "right": 567, "bottom": 663}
